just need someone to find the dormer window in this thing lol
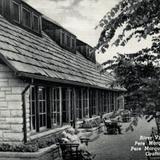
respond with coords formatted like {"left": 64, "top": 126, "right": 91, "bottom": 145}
{"left": 42, "top": 17, "right": 76, "bottom": 53}
{"left": 22, "top": 8, "right": 31, "bottom": 28}
{"left": 12, "top": 1, "right": 20, "bottom": 23}
{"left": 59, "top": 30, "right": 76, "bottom": 53}
{"left": 77, "top": 39, "right": 96, "bottom": 63}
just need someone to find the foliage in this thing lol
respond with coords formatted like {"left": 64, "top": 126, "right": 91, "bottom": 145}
{"left": 0, "top": 143, "right": 38, "bottom": 152}
{"left": 96, "top": 0, "right": 160, "bottom": 130}
{"left": 80, "top": 117, "right": 101, "bottom": 129}
{"left": 0, "top": 136, "right": 56, "bottom": 152}
{"left": 96, "top": 0, "right": 160, "bottom": 55}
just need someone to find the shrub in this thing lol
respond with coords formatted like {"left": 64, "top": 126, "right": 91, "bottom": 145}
{"left": 80, "top": 117, "right": 101, "bottom": 129}
{"left": 0, "top": 143, "right": 38, "bottom": 152}
{"left": 0, "top": 135, "right": 56, "bottom": 152}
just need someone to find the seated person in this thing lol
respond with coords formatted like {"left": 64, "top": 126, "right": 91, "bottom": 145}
{"left": 60, "top": 128, "right": 95, "bottom": 159}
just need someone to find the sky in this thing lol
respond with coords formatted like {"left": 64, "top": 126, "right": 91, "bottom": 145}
{"left": 25, "top": 0, "right": 153, "bottom": 64}
{"left": 25, "top": 0, "right": 120, "bottom": 47}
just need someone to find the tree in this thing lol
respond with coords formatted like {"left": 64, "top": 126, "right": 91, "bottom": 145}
{"left": 96, "top": 0, "right": 160, "bottom": 130}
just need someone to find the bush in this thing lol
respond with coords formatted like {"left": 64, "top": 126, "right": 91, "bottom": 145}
{"left": 0, "top": 143, "right": 38, "bottom": 152}
{"left": 80, "top": 117, "right": 101, "bottom": 129}
{"left": 0, "top": 136, "right": 56, "bottom": 152}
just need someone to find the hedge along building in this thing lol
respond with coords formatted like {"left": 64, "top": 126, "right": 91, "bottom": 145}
{"left": 0, "top": 0, "right": 125, "bottom": 144}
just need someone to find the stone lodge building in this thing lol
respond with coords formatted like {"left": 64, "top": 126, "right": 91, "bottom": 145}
{"left": 0, "top": 0, "right": 124, "bottom": 144}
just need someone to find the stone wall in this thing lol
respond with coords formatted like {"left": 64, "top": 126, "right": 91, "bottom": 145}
{"left": 0, "top": 63, "right": 29, "bottom": 143}
{"left": 0, "top": 144, "right": 61, "bottom": 160}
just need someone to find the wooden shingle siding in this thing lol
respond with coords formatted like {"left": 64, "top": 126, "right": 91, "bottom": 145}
{"left": 0, "top": 15, "right": 123, "bottom": 91}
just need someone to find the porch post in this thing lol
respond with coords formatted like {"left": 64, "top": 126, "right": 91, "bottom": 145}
{"left": 95, "top": 90, "right": 99, "bottom": 115}
{"left": 87, "top": 88, "right": 90, "bottom": 118}
{"left": 114, "top": 92, "right": 116, "bottom": 111}
{"left": 81, "top": 88, "right": 84, "bottom": 119}
{"left": 108, "top": 92, "right": 111, "bottom": 112}
{"left": 68, "top": 88, "right": 71, "bottom": 122}
{"left": 59, "top": 87, "right": 62, "bottom": 126}
{"left": 73, "top": 88, "right": 76, "bottom": 128}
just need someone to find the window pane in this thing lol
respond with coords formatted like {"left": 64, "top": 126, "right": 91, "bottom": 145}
{"left": 44, "top": 115, "right": 46, "bottom": 126}
{"left": 62, "top": 32, "right": 65, "bottom": 44}
{"left": 32, "top": 116, "right": 36, "bottom": 130}
{"left": 39, "top": 102, "right": 43, "bottom": 113}
{"left": 32, "top": 102, "right": 36, "bottom": 114}
{"left": 72, "top": 38, "right": 75, "bottom": 49}
{"left": 38, "top": 87, "right": 47, "bottom": 129}
{"left": 32, "top": 87, "right": 35, "bottom": 100}
{"left": 40, "top": 115, "right": 43, "bottom": 127}
{"left": 29, "top": 87, "right": 36, "bottom": 132}
{"left": 67, "top": 35, "right": 70, "bottom": 46}
{"left": 0, "top": 0, "right": 3, "bottom": 15}
{"left": 53, "top": 113, "right": 57, "bottom": 123}
{"left": 51, "top": 88, "right": 61, "bottom": 127}
{"left": 22, "top": 8, "right": 31, "bottom": 28}
{"left": 33, "top": 15, "right": 39, "bottom": 32}
{"left": 13, "top": 2, "right": 20, "bottom": 22}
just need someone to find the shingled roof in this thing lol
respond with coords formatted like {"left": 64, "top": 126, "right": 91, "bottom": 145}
{"left": 0, "top": 15, "right": 123, "bottom": 91}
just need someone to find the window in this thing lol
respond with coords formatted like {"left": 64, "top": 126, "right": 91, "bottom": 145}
{"left": 0, "top": 0, "right": 3, "bottom": 15}
{"left": 82, "top": 88, "right": 89, "bottom": 118}
{"left": 12, "top": 1, "right": 20, "bottom": 23}
{"left": 33, "top": 14, "right": 39, "bottom": 32}
{"left": 29, "top": 86, "right": 47, "bottom": 132}
{"left": 22, "top": 8, "right": 31, "bottom": 28}
{"left": 104, "top": 92, "right": 109, "bottom": 113}
{"left": 62, "top": 88, "right": 70, "bottom": 123}
{"left": 70, "top": 88, "right": 75, "bottom": 121}
{"left": 29, "top": 87, "right": 36, "bottom": 132}
{"left": 38, "top": 87, "right": 47, "bottom": 130}
{"left": 89, "top": 90, "right": 96, "bottom": 116}
{"left": 66, "top": 35, "right": 70, "bottom": 47}
{"left": 71, "top": 38, "right": 75, "bottom": 49}
{"left": 76, "top": 89, "right": 82, "bottom": 119}
{"left": 59, "top": 30, "right": 76, "bottom": 52}
{"left": 51, "top": 88, "right": 61, "bottom": 127}
{"left": 62, "top": 32, "right": 66, "bottom": 45}
{"left": 110, "top": 92, "right": 115, "bottom": 111}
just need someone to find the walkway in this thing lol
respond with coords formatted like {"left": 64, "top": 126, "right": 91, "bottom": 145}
{"left": 88, "top": 117, "right": 156, "bottom": 160}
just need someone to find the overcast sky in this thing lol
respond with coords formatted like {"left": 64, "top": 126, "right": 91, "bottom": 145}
{"left": 25, "top": 0, "right": 120, "bottom": 47}
{"left": 24, "top": 0, "right": 153, "bottom": 64}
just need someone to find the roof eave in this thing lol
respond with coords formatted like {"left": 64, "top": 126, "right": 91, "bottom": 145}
{"left": 18, "top": 72, "right": 125, "bottom": 92}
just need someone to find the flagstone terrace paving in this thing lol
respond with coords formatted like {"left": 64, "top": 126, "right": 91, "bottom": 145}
{"left": 88, "top": 118, "right": 156, "bottom": 160}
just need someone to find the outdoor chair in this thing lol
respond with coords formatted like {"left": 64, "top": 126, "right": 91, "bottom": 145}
{"left": 104, "top": 122, "right": 118, "bottom": 134}
{"left": 56, "top": 138, "right": 95, "bottom": 160}
{"left": 103, "top": 119, "right": 122, "bottom": 134}
{"left": 122, "top": 114, "right": 131, "bottom": 122}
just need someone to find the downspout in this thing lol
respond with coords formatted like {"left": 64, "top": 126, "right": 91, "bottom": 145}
{"left": 22, "top": 84, "right": 31, "bottom": 144}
